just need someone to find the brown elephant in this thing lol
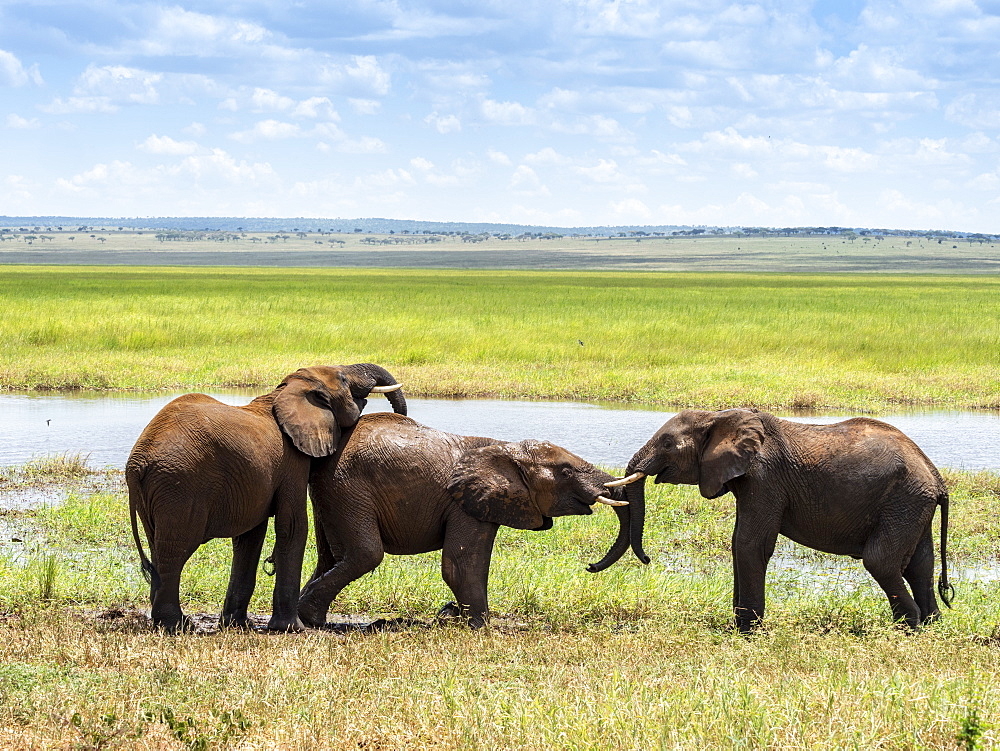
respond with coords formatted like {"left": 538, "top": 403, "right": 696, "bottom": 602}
{"left": 297, "top": 412, "right": 628, "bottom": 628}
{"left": 595, "top": 408, "right": 953, "bottom": 632}
{"left": 126, "top": 363, "right": 406, "bottom": 632}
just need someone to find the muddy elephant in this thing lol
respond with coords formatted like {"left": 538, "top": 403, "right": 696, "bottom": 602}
{"left": 126, "top": 363, "right": 406, "bottom": 632}
{"left": 297, "top": 412, "right": 628, "bottom": 628}
{"left": 596, "top": 408, "right": 953, "bottom": 632}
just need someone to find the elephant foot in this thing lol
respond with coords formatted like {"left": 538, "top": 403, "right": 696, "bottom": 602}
{"left": 151, "top": 606, "right": 193, "bottom": 634}
{"left": 219, "top": 614, "right": 254, "bottom": 631}
{"left": 733, "top": 607, "right": 764, "bottom": 635}
{"left": 436, "top": 601, "right": 462, "bottom": 620}
{"left": 266, "top": 615, "right": 306, "bottom": 633}
{"left": 435, "top": 601, "right": 488, "bottom": 629}
{"left": 297, "top": 600, "right": 329, "bottom": 629}
{"left": 153, "top": 615, "right": 194, "bottom": 634}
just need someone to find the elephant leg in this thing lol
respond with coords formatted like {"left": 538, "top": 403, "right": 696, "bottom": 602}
{"left": 220, "top": 518, "right": 269, "bottom": 629}
{"left": 297, "top": 523, "right": 384, "bottom": 628}
{"left": 731, "top": 512, "right": 779, "bottom": 633}
{"left": 863, "top": 531, "right": 922, "bottom": 629}
{"left": 149, "top": 537, "right": 200, "bottom": 633}
{"left": 267, "top": 484, "right": 310, "bottom": 632}
{"left": 440, "top": 516, "right": 499, "bottom": 628}
{"left": 306, "top": 511, "right": 342, "bottom": 585}
{"left": 902, "top": 524, "right": 939, "bottom": 625}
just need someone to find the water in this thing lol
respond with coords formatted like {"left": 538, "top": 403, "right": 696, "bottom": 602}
{"left": 1, "top": 390, "right": 997, "bottom": 470}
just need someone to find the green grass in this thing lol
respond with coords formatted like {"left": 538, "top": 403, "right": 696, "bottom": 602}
{"left": 1, "top": 266, "right": 998, "bottom": 410}
{"left": 0, "top": 469, "right": 999, "bottom": 747}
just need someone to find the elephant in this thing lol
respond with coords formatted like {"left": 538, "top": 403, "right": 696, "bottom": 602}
{"left": 126, "top": 363, "right": 406, "bottom": 632}
{"left": 296, "top": 412, "right": 628, "bottom": 628}
{"left": 595, "top": 408, "right": 953, "bottom": 632}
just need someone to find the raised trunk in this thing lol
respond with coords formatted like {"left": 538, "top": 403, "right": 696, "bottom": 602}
{"left": 344, "top": 363, "right": 407, "bottom": 415}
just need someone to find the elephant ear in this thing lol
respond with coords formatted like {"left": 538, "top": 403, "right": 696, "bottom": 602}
{"left": 699, "top": 409, "right": 765, "bottom": 499}
{"left": 272, "top": 372, "right": 341, "bottom": 458}
{"left": 447, "top": 443, "right": 548, "bottom": 530}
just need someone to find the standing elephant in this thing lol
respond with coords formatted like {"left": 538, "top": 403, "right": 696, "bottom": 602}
{"left": 595, "top": 409, "right": 953, "bottom": 632}
{"left": 127, "top": 363, "right": 406, "bottom": 632}
{"left": 297, "top": 412, "right": 628, "bottom": 628}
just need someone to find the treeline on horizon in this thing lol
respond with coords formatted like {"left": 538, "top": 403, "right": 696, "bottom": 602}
{"left": 1, "top": 215, "right": 997, "bottom": 242}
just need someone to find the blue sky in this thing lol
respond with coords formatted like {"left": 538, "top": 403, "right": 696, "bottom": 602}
{"left": 2, "top": 1, "right": 999, "bottom": 231}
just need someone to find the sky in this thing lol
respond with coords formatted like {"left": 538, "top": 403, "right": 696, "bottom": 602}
{"left": 1, "top": 1, "right": 999, "bottom": 232}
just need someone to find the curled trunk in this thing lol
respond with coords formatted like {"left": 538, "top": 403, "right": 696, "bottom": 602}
{"left": 344, "top": 363, "right": 407, "bottom": 415}
{"left": 587, "top": 464, "right": 650, "bottom": 572}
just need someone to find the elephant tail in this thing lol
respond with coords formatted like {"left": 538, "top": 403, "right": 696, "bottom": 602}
{"left": 127, "top": 471, "right": 159, "bottom": 590}
{"left": 937, "top": 489, "right": 955, "bottom": 608}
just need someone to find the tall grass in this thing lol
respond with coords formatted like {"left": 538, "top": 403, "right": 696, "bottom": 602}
{"left": 1, "top": 266, "right": 998, "bottom": 409}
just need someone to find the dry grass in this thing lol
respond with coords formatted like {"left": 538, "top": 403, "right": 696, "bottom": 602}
{"left": 1, "top": 468, "right": 999, "bottom": 748}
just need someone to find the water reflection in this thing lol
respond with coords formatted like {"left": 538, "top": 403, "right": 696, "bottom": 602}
{"left": 0, "top": 391, "right": 997, "bottom": 470}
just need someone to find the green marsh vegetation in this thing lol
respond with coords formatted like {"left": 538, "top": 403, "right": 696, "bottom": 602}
{"left": 1, "top": 265, "right": 998, "bottom": 410}
{"left": 0, "top": 462, "right": 998, "bottom": 748}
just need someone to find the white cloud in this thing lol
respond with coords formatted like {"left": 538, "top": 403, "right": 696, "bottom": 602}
{"left": 945, "top": 93, "right": 1000, "bottom": 130}
{"left": 425, "top": 112, "right": 461, "bottom": 134}
{"left": 487, "top": 149, "right": 512, "bottom": 166}
{"left": 230, "top": 119, "right": 303, "bottom": 143}
{"left": 510, "top": 165, "right": 549, "bottom": 196}
{"left": 76, "top": 65, "right": 162, "bottom": 104}
{"left": 481, "top": 99, "right": 535, "bottom": 126}
{"left": 293, "top": 97, "right": 338, "bottom": 120}
{"left": 610, "top": 198, "right": 652, "bottom": 220}
{"left": 525, "top": 147, "right": 572, "bottom": 166}
{"left": 349, "top": 99, "right": 381, "bottom": 115}
{"left": 137, "top": 7, "right": 270, "bottom": 57}
{"left": 576, "top": 158, "right": 624, "bottom": 184}
{"left": 0, "top": 49, "right": 42, "bottom": 87}
{"left": 251, "top": 88, "right": 295, "bottom": 112}
{"left": 319, "top": 56, "right": 391, "bottom": 97}
{"left": 138, "top": 134, "right": 198, "bottom": 155}
{"left": 6, "top": 114, "right": 40, "bottom": 129}
{"left": 40, "top": 97, "right": 118, "bottom": 114}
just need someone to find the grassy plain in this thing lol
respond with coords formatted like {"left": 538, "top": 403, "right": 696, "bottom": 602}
{"left": 1, "top": 264, "right": 999, "bottom": 410}
{"left": 0, "top": 463, "right": 998, "bottom": 748}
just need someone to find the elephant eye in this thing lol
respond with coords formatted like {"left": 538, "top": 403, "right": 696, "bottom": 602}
{"left": 560, "top": 465, "right": 574, "bottom": 478}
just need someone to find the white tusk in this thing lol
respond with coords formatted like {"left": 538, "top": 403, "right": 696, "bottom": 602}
{"left": 370, "top": 383, "right": 403, "bottom": 393}
{"left": 604, "top": 472, "right": 646, "bottom": 488}
{"left": 596, "top": 496, "right": 629, "bottom": 507}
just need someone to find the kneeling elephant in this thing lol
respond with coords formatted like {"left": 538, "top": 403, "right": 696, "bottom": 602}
{"left": 298, "top": 413, "right": 627, "bottom": 627}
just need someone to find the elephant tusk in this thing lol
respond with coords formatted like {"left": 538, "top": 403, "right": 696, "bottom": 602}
{"left": 604, "top": 472, "right": 646, "bottom": 488}
{"left": 370, "top": 383, "right": 403, "bottom": 393}
{"left": 596, "top": 495, "right": 629, "bottom": 507}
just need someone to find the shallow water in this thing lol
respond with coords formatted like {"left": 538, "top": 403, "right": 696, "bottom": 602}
{"left": 0, "top": 391, "right": 998, "bottom": 470}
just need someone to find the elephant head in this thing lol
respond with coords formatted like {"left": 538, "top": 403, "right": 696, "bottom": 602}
{"left": 589, "top": 408, "right": 765, "bottom": 572}
{"left": 273, "top": 364, "right": 406, "bottom": 458}
{"left": 447, "top": 440, "right": 627, "bottom": 531}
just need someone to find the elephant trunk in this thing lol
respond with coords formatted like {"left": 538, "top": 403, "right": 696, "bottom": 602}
{"left": 345, "top": 363, "right": 407, "bottom": 415}
{"left": 587, "top": 460, "right": 650, "bottom": 572}
{"left": 625, "top": 473, "right": 650, "bottom": 565}
{"left": 586, "top": 502, "right": 631, "bottom": 573}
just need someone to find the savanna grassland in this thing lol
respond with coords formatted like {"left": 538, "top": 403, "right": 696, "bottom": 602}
{"left": 0, "top": 459, "right": 999, "bottom": 749}
{"left": 1, "top": 264, "right": 999, "bottom": 411}
{"left": 1, "top": 237, "right": 1000, "bottom": 748}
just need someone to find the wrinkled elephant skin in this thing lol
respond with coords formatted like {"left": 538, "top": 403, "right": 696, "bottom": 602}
{"left": 298, "top": 413, "right": 625, "bottom": 628}
{"left": 596, "top": 408, "right": 953, "bottom": 632}
{"left": 126, "top": 363, "right": 405, "bottom": 632}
